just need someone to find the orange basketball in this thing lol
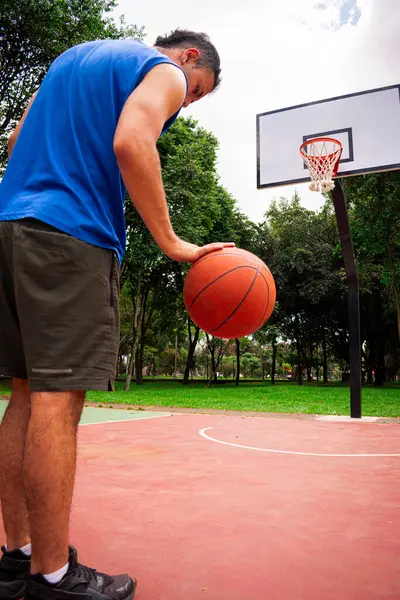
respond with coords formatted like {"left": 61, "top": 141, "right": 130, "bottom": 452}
{"left": 183, "top": 248, "right": 276, "bottom": 338}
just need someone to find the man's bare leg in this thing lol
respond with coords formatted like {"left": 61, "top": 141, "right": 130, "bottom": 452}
{"left": 24, "top": 391, "right": 84, "bottom": 575}
{"left": 0, "top": 378, "right": 31, "bottom": 550}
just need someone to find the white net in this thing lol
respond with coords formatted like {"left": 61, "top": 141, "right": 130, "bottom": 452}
{"left": 300, "top": 138, "right": 342, "bottom": 193}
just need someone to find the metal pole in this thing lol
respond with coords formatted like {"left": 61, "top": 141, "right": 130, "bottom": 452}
{"left": 331, "top": 180, "right": 362, "bottom": 418}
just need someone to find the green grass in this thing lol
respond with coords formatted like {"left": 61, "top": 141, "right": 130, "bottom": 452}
{"left": 0, "top": 381, "right": 11, "bottom": 394}
{"left": 1, "top": 378, "right": 399, "bottom": 417}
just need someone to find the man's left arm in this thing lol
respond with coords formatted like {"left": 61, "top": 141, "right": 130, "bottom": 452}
{"left": 8, "top": 92, "right": 37, "bottom": 158}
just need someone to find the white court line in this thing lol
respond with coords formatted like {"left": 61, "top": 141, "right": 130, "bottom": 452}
{"left": 199, "top": 427, "right": 400, "bottom": 458}
{"left": 80, "top": 414, "right": 173, "bottom": 426}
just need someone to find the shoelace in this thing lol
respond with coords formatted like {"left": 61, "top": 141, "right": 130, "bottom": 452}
{"left": 72, "top": 563, "right": 112, "bottom": 588}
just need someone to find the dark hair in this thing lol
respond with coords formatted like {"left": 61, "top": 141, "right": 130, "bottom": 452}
{"left": 154, "top": 29, "right": 221, "bottom": 90}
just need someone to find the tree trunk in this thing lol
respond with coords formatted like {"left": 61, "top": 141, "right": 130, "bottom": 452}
{"left": 183, "top": 318, "right": 200, "bottom": 385}
{"left": 374, "top": 364, "right": 385, "bottom": 386}
{"left": 117, "top": 354, "right": 124, "bottom": 378}
{"left": 206, "top": 335, "right": 224, "bottom": 386}
{"left": 307, "top": 343, "right": 314, "bottom": 382}
{"left": 135, "top": 346, "right": 144, "bottom": 385}
{"left": 174, "top": 333, "right": 178, "bottom": 378}
{"left": 211, "top": 349, "right": 217, "bottom": 382}
{"left": 294, "top": 314, "right": 303, "bottom": 386}
{"left": 322, "top": 332, "right": 328, "bottom": 384}
{"left": 212, "top": 361, "right": 218, "bottom": 384}
{"left": 373, "top": 344, "right": 386, "bottom": 387}
{"left": 206, "top": 334, "right": 218, "bottom": 383}
{"left": 124, "top": 280, "right": 141, "bottom": 391}
{"left": 235, "top": 338, "right": 240, "bottom": 386}
{"left": 393, "top": 282, "right": 400, "bottom": 342}
{"left": 135, "top": 284, "right": 150, "bottom": 386}
{"left": 296, "top": 342, "right": 303, "bottom": 385}
{"left": 125, "top": 341, "right": 136, "bottom": 391}
{"left": 296, "top": 365, "right": 303, "bottom": 385}
{"left": 271, "top": 336, "right": 277, "bottom": 385}
{"left": 388, "top": 244, "right": 400, "bottom": 342}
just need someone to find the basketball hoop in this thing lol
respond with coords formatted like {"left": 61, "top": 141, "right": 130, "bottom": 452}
{"left": 300, "top": 137, "right": 343, "bottom": 193}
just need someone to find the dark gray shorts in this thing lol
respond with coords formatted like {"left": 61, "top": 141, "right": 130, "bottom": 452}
{"left": 0, "top": 218, "right": 120, "bottom": 392}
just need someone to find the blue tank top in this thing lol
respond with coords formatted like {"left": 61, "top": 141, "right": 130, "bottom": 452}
{"left": 0, "top": 40, "right": 185, "bottom": 262}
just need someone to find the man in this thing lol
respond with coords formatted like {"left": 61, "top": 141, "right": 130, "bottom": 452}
{"left": 0, "top": 30, "right": 232, "bottom": 600}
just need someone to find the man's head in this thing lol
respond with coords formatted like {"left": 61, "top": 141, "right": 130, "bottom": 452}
{"left": 154, "top": 29, "right": 221, "bottom": 107}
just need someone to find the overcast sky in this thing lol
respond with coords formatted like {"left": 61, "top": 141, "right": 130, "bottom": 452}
{"left": 113, "top": 0, "right": 399, "bottom": 223}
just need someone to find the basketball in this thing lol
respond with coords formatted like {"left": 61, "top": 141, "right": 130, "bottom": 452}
{"left": 183, "top": 248, "right": 276, "bottom": 339}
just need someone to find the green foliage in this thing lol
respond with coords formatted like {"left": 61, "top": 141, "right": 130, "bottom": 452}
{"left": 0, "top": 0, "right": 144, "bottom": 170}
{"left": 343, "top": 172, "right": 400, "bottom": 382}
{"left": 344, "top": 173, "right": 400, "bottom": 287}
{"left": 344, "top": 173, "right": 400, "bottom": 326}
{"left": 258, "top": 193, "right": 346, "bottom": 381}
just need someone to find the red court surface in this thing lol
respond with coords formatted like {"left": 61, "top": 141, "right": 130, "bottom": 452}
{"left": 3, "top": 412, "right": 400, "bottom": 599}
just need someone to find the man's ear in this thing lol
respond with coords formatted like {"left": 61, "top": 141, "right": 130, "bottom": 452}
{"left": 181, "top": 47, "right": 200, "bottom": 64}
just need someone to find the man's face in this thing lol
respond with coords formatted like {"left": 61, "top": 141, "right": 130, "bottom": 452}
{"left": 177, "top": 48, "right": 215, "bottom": 107}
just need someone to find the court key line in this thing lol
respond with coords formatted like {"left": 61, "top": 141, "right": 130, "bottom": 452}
{"left": 80, "top": 414, "right": 173, "bottom": 426}
{"left": 199, "top": 427, "right": 400, "bottom": 458}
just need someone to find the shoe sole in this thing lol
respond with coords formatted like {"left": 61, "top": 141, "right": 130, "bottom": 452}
{"left": 1, "top": 591, "right": 26, "bottom": 600}
{"left": 22, "top": 591, "right": 136, "bottom": 600}
{"left": 21, "top": 578, "right": 137, "bottom": 600}
{"left": 22, "top": 591, "right": 137, "bottom": 600}
{"left": 128, "top": 578, "right": 137, "bottom": 600}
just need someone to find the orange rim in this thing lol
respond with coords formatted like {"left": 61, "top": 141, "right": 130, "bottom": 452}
{"left": 300, "top": 137, "right": 343, "bottom": 177}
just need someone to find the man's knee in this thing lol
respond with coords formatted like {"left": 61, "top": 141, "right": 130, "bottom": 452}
{"left": 30, "top": 391, "right": 85, "bottom": 427}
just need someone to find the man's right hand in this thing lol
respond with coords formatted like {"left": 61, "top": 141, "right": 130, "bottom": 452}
{"left": 166, "top": 239, "right": 235, "bottom": 263}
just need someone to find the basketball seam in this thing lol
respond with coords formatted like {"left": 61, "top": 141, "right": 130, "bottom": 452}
{"left": 254, "top": 270, "right": 271, "bottom": 329}
{"left": 188, "top": 265, "right": 257, "bottom": 311}
{"left": 210, "top": 264, "right": 260, "bottom": 336}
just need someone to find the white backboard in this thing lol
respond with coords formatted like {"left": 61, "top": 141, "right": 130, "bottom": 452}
{"left": 256, "top": 84, "right": 400, "bottom": 189}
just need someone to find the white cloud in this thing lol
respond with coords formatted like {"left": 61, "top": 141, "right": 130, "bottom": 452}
{"left": 114, "top": 0, "right": 399, "bottom": 223}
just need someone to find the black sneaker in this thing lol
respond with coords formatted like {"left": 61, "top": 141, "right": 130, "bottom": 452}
{"left": 25, "top": 547, "right": 136, "bottom": 600}
{"left": 0, "top": 545, "right": 31, "bottom": 600}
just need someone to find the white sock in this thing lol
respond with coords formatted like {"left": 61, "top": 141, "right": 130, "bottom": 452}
{"left": 20, "top": 542, "right": 32, "bottom": 556}
{"left": 4, "top": 543, "right": 31, "bottom": 556}
{"left": 43, "top": 562, "right": 69, "bottom": 585}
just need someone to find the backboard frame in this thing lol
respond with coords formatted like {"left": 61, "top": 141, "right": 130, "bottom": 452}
{"left": 256, "top": 83, "right": 400, "bottom": 189}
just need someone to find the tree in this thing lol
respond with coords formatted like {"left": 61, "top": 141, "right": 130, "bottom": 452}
{"left": 254, "top": 325, "right": 281, "bottom": 384}
{"left": 183, "top": 318, "right": 200, "bottom": 384}
{"left": 259, "top": 193, "right": 345, "bottom": 384}
{"left": 0, "top": 0, "right": 144, "bottom": 170}
{"left": 235, "top": 339, "right": 240, "bottom": 385}
{"left": 344, "top": 173, "right": 400, "bottom": 340}
{"left": 343, "top": 173, "right": 400, "bottom": 384}
{"left": 205, "top": 335, "right": 225, "bottom": 383}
